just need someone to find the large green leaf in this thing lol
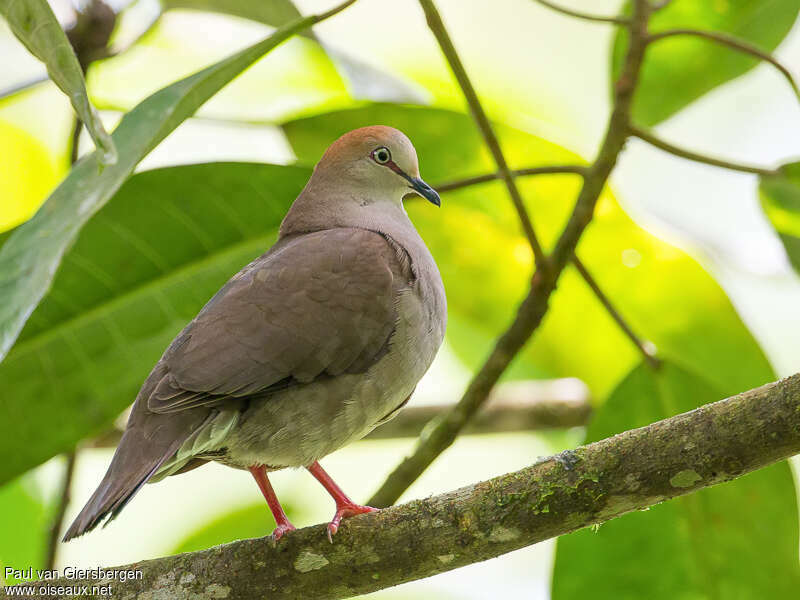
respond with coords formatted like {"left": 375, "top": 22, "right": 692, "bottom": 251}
{"left": 0, "top": 0, "right": 116, "bottom": 164}
{"left": 760, "top": 161, "right": 800, "bottom": 274}
{"left": 552, "top": 362, "right": 800, "bottom": 599}
{"left": 282, "top": 104, "right": 774, "bottom": 398}
{"left": 0, "top": 163, "right": 309, "bottom": 485}
{"left": 0, "top": 8, "right": 340, "bottom": 364}
{"left": 612, "top": 0, "right": 800, "bottom": 126}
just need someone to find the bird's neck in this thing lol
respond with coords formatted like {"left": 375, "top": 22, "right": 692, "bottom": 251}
{"left": 279, "top": 188, "right": 422, "bottom": 251}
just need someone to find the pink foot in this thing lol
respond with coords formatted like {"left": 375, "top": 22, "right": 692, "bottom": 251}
{"left": 327, "top": 503, "right": 379, "bottom": 542}
{"left": 270, "top": 522, "right": 297, "bottom": 543}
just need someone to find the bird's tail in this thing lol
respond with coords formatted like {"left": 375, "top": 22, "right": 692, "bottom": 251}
{"left": 62, "top": 424, "right": 181, "bottom": 541}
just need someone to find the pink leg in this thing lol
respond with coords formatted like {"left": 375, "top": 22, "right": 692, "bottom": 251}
{"left": 307, "top": 461, "right": 378, "bottom": 542}
{"left": 248, "top": 465, "right": 296, "bottom": 542}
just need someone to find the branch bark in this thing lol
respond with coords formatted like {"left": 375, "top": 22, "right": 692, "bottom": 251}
{"left": 8, "top": 373, "right": 799, "bottom": 600}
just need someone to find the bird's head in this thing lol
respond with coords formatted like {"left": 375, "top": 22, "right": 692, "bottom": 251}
{"left": 314, "top": 126, "right": 440, "bottom": 207}
{"left": 280, "top": 126, "right": 440, "bottom": 237}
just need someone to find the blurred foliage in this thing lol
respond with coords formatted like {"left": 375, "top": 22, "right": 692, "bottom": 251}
{"left": 760, "top": 161, "right": 800, "bottom": 274}
{"left": 0, "top": 476, "right": 48, "bottom": 585}
{"left": 156, "top": 0, "right": 425, "bottom": 105}
{"left": 613, "top": 0, "right": 800, "bottom": 126}
{"left": 552, "top": 361, "right": 800, "bottom": 599}
{"left": 0, "top": 0, "right": 116, "bottom": 163}
{"left": 89, "top": 21, "right": 351, "bottom": 122}
{"left": 0, "top": 0, "right": 797, "bottom": 596}
{"left": 0, "top": 14, "right": 321, "bottom": 369}
{"left": 284, "top": 104, "right": 774, "bottom": 399}
{"left": 0, "top": 119, "right": 58, "bottom": 231}
{"left": 171, "top": 500, "right": 301, "bottom": 554}
{"left": 0, "top": 163, "right": 308, "bottom": 485}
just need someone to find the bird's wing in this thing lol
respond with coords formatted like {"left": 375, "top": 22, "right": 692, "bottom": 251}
{"left": 146, "top": 228, "right": 411, "bottom": 414}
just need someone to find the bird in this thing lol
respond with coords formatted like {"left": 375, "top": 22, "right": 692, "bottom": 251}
{"left": 63, "top": 126, "right": 447, "bottom": 542}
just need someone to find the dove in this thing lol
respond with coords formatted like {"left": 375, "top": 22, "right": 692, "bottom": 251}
{"left": 63, "top": 126, "right": 447, "bottom": 542}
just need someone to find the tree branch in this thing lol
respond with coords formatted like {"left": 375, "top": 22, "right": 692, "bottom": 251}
{"left": 647, "top": 28, "right": 800, "bottom": 104}
{"left": 9, "top": 373, "right": 800, "bottom": 600}
{"left": 419, "top": 0, "right": 547, "bottom": 267}
{"left": 629, "top": 125, "right": 781, "bottom": 176}
{"left": 532, "top": 0, "right": 630, "bottom": 25}
{"left": 433, "top": 165, "right": 586, "bottom": 193}
{"left": 368, "top": 0, "right": 653, "bottom": 509}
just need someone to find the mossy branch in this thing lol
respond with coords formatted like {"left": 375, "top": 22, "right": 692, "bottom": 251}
{"left": 7, "top": 373, "right": 799, "bottom": 600}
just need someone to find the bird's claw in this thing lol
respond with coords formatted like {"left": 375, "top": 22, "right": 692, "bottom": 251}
{"left": 326, "top": 504, "right": 378, "bottom": 542}
{"left": 270, "top": 522, "right": 297, "bottom": 545}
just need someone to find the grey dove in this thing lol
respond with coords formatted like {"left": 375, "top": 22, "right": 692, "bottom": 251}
{"left": 64, "top": 126, "right": 447, "bottom": 542}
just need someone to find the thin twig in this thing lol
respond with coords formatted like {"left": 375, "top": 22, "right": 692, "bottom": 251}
{"left": 369, "top": 0, "right": 653, "bottom": 508}
{"left": 572, "top": 257, "right": 660, "bottom": 369}
{"left": 13, "top": 372, "right": 800, "bottom": 599}
{"left": 532, "top": 0, "right": 630, "bottom": 25}
{"left": 419, "top": 0, "right": 548, "bottom": 268}
{"left": 647, "top": 29, "right": 800, "bottom": 104}
{"left": 434, "top": 165, "right": 586, "bottom": 193}
{"left": 45, "top": 451, "right": 76, "bottom": 570}
{"left": 629, "top": 125, "right": 781, "bottom": 177}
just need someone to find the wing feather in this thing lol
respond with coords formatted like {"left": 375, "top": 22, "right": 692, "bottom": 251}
{"left": 147, "top": 228, "right": 407, "bottom": 414}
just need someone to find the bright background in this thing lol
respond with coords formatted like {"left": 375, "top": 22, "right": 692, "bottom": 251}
{"left": 1, "top": 1, "right": 799, "bottom": 598}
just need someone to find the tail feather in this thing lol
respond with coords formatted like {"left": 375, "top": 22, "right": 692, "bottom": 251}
{"left": 63, "top": 362, "right": 215, "bottom": 542}
{"left": 62, "top": 428, "right": 180, "bottom": 541}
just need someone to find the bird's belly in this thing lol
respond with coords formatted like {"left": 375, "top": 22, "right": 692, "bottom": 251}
{"left": 221, "top": 290, "right": 443, "bottom": 469}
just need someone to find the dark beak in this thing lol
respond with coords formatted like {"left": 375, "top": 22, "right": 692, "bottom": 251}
{"left": 409, "top": 177, "right": 441, "bottom": 207}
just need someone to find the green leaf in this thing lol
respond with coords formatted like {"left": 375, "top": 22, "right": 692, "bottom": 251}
{"left": 171, "top": 501, "right": 301, "bottom": 554}
{"left": 612, "top": 0, "right": 800, "bottom": 126}
{"left": 760, "top": 161, "right": 800, "bottom": 274}
{"left": 0, "top": 119, "right": 59, "bottom": 232}
{"left": 0, "top": 0, "right": 117, "bottom": 164}
{"left": 282, "top": 104, "right": 774, "bottom": 398}
{"left": 160, "top": 0, "right": 425, "bottom": 104}
{"left": 0, "top": 9, "right": 330, "bottom": 364}
{"left": 552, "top": 362, "right": 800, "bottom": 599}
{"left": 0, "top": 476, "right": 48, "bottom": 584}
{"left": 163, "top": 0, "right": 304, "bottom": 26}
{"left": 0, "top": 163, "right": 309, "bottom": 485}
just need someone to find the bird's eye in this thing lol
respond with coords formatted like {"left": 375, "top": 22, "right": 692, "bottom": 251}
{"left": 372, "top": 147, "right": 391, "bottom": 164}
